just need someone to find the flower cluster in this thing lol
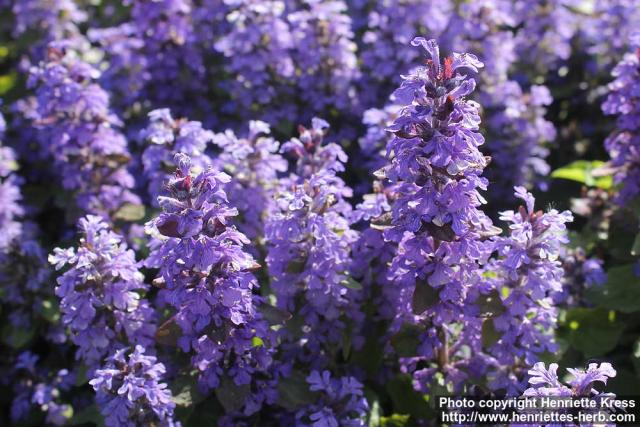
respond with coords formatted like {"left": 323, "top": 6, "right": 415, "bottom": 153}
{"left": 512, "top": 0, "right": 580, "bottom": 72}
{"left": 602, "top": 32, "right": 640, "bottom": 206}
{"left": 9, "top": 352, "right": 74, "bottom": 426}
{"left": 141, "top": 108, "right": 214, "bottom": 205}
{"left": 49, "top": 215, "right": 154, "bottom": 369}
{"left": 215, "top": 0, "right": 360, "bottom": 132}
{"left": 266, "top": 119, "right": 360, "bottom": 362}
{"left": 455, "top": 1, "right": 556, "bottom": 199}
{"left": 0, "top": 228, "right": 52, "bottom": 338}
{"left": 0, "top": 2, "right": 635, "bottom": 424}
{"left": 91, "top": 0, "right": 209, "bottom": 118}
{"left": 295, "top": 370, "right": 368, "bottom": 427}
{"left": 288, "top": 0, "right": 361, "bottom": 124}
{"left": 482, "top": 83, "right": 555, "bottom": 198}
{"left": 375, "top": 38, "right": 501, "bottom": 392}
{"left": 6, "top": 0, "right": 86, "bottom": 65}
{"left": 584, "top": 0, "right": 640, "bottom": 68}
{"left": 26, "top": 44, "right": 140, "bottom": 219}
{"left": 214, "top": 0, "right": 296, "bottom": 125}
{"left": 518, "top": 362, "right": 618, "bottom": 425}
{"left": 0, "top": 109, "right": 59, "bottom": 340}
{"left": 0, "top": 114, "right": 23, "bottom": 252}
{"left": 90, "top": 345, "right": 177, "bottom": 427}
{"left": 355, "top": 0, "right": 453, "bottom": 107}
{"left": 524, "top": 362, "right": 617, "bottom": 397}
{"left": 146, "top": 154, "right": 273, "bottom": 407}
{"left": 480, "top": 187, "right": 573, "bottom": 392}
{"left": 213, "top": 120, "right": 287, "bottom": 242}
{"left": 358, "top": 105, "right": 401, "bottom": 177}
{"left": 558, "top": 247, "right": 607, "bottom": 306}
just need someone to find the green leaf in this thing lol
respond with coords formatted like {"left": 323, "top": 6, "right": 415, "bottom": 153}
{"left": 184, "top": 397, "right": 221, "bottom": 427}
{"left": 75, "top": 365, "right": 88, "bottom": 387}
{"left": 258, "top": 303, "right": 292, "bottom": 325}
{"left": 385, "top": 375, "right": 433, "bottom": 421}
{"left": 276, "top": 370, "right": 318, "bottom": 410}
{"left": 551, "top": 160, "right": 612, "bottom": 189}
{"left": 368, "top": 399, "right": 381, "bottom": 427}
{"left": 607, "top": 220, "right": 637, "bottom": 260}
{"left": 391, "top": 324, "right": 422, "bottom": 357}
{"left": 0, "top": 72, "right": 17, "bottom": 96}
{"left": 411, "top": 282, "right": 439, "bottom": 314}
{"left": 214, "top": 376, "right": 250, "bottom": 413}
{"left": 69, "top": 404, "right": 103, "bottom": 426}
{"left": 275, "top": 119, "right": 294, "bottom": 137}
{"left": 586, "top": 265, "right": 640, "bottom": 313}
{"left": 342, "top": 330, "right": 352, "bottom": 360}
{"left": 632, "top": 234, "right": 640, "bottom": 257}
{"left": 607, "top": 368, "right": 640, "bottom": 395}
{"left": 172, "top": 375, "right": 206, "bottom": 407}
{"left": 286, "top": 258, "right": 307, "bottom": 274}
{"left": 351, "top": 329, "right": 385, "bottom": 376}
{"left": 476, "top": 289, "right": 506, "bottom": 317}
{"left": 113, "top": 203, "right": 146, "bottom": 221}
{"left": 251, "top": 336, "right": 264, "bottom": 347}
{"left": 156, "top": 316, "right": 182, "bottom": 346}
{"left": 380, "top": 414, "right": 411, "bottom": 427}
{"left": 563, "top": 308, "right": 623, "bottom": 357}
{"left": 340, "top": 276, "right": 363, "bottom": 290}
{"left": 37, "top": 298, "right": 60, "bottom": 323}
{"left": 481, "top": 319, "right": 500, "bottom": 349}
{"left": 632, "top": 340, "right": 640, "bottom": 376}
{"left": 2, "top": 324, "right": 35, "bottom": 349}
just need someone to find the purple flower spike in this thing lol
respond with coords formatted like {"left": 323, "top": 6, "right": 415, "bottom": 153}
{"left": 377, "top": 38, "right": 496, "bottom": 392}
{"left": 213, "top": 120, "right": 287, "bottom": 242}
{"left": 49, "top": 215, "right": 155, "bottom": 369}
{"left": 603, "top": 34, "right": 640, "bottom": 206}
{"left": 523, "top": 362, "right": 616, "bottom": 398}
{"left": 265, "top": 119, "right": 361, "bottom": 363}
{"left": 141, "top": 108, "right": 214, "bottom": 206}
{"left": 146, "top": 154, "right": 273, "bottom": 412}
{"left": 294, "top": 370, "right": 368, "bottom": 427}
{"left": 90, "top": 345, "right": 177, "bottom": 427}
{"left": 26, "top": 43, "right": 141, "bottom": 220}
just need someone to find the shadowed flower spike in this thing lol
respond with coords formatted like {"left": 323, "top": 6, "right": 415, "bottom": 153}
{"left": 213, "top": 120, "right": 287, "bottom": 242}
{"left": 603, "top": 32, "right": 640, "bottom": 206}
{"left": 26, "top": 43, "right": 141, "bottom": 220}
{"left": 9, "top": 0, "right": 86, "bottom": 66}
{"left": 0, "top": 116, "right": 23, "bottom": 252}
{"left": 265, "top": 119, "right": 361, "bottom": 363}
{"left": 214, "top": 0, "right": 296, "bottom": 125}
{"left": 355, "top": 0, "right": 453, "bottom": 108}
{"left": 288, "top": 0, "right": 361, "bottom": 123}
{"left": 90, "top": 0, "right": 209, "bottom": 117}
{"left": 294, "top": 371, "right": 368, "bottom": 427}
{"left": 482, "top": 82, "right": 555, "bottom": 199}
{"left": 10, "top": 355, "right": 74, "bottom": 426}
{"left": 513, "top": 0, "right": 580, "bottom": 72}
{"left": 90, "top": 345, "right": 177, "bottom": 427}
{"left": 0, "top": 106, "right": 73, "bottom": 424}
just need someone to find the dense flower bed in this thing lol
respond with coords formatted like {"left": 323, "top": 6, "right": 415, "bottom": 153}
{"left": 0, "top": 1, "right": 638, "bottom": 426}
